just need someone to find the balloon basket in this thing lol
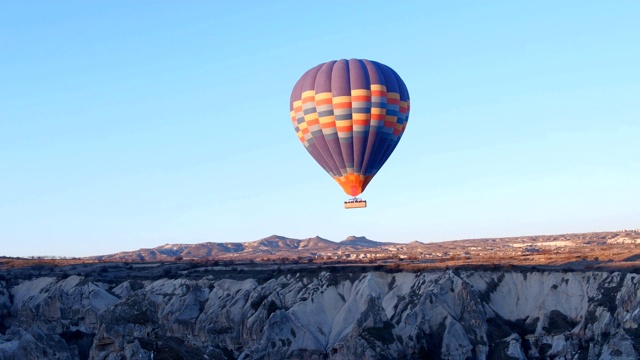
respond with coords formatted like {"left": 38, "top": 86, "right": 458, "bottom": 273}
{"left": 344, "top": 198, "right": 367, "bottom": 209}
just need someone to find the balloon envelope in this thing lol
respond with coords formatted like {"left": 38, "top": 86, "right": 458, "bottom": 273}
{"left": 290, "top": 59, "right": 410, "bottom": 197}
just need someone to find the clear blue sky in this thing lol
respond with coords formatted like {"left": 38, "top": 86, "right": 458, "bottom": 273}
{"left": 1, "top": 1, "right": 638, "bottom": 257}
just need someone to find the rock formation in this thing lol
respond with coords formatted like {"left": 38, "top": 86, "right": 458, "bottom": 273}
{"left": 1, "top": 268, "right": 640, "bottom": 359}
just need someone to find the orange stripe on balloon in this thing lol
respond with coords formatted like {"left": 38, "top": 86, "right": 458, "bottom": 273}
{"left": 316, "top": 98, "right": 332, "bottom": 106}
{"left": 352, "top": 113, "right": 370, "bottom": 121}
{"left": 352, "top": 95, "right": 371, "bottom": 102}
{"left": 333, "top": 102, "right": 352, "bottom": 109}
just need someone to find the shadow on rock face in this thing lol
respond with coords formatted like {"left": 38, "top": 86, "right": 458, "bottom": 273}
{"left": 60, "top": 330, "right": 95, "bottom": 360}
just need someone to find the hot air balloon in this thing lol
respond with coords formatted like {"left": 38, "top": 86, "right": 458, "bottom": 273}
{"left": 289, "top": 59, "right": 410, "bottom": 208}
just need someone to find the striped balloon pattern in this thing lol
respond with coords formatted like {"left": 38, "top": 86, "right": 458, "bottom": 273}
{"left": 290, "top": 59, "right": 410, "bottom": 197}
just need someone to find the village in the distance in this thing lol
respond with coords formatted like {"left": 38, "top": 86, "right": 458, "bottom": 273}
{"left": 2, "top": 229, "right": 640, "bottom": 276}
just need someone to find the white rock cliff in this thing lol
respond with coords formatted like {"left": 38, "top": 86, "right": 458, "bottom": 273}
{"left": 1, "top": 269, "right": 640, "bottom": 359}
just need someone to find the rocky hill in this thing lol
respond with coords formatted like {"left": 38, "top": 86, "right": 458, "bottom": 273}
{"left": 2, "top": 261, "right": 640, "bottom": 359}
{"left": 91, "top": 235, "right": 391, "bottom": 262}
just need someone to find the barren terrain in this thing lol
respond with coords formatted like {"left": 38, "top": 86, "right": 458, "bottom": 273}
{"left": 2, "top": 229, "right": 640, "bottom": 274}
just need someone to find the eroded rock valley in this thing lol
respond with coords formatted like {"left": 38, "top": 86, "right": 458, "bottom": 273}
{"left": 1, "top": 266, "right": 640, "bottom": 359}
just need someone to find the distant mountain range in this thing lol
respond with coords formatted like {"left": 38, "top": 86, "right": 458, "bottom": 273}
{"left": 92, "top": 235, "right": 403, "bottom": 262}
{"left": 91, "top": 230, "right": 640, "bottom": 263}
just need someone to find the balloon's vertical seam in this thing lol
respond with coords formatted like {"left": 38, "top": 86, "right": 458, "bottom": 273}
{"left": 360, "top": 60, "right": 385, "bottom": 181}
{"left": 315, "top": 61, "right": 346, "bottom": 181}
{"left": 300, "top": 64, "right": 342, "bottom": 177}
{"left": 370, "top": 62, "right": 398, "bottom": 176}
{"left": 307, "top": 63, "right": 344, "bottom": 179}
{"left": 333, "top": 59, "right": 354, "bottom": 178}
{"left": 373, "top": 63, "right": 409, "bottom": 176}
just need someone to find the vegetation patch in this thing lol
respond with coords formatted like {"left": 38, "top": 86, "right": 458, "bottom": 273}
{"left": 387, "top": 275, "right": 396, "bottom": 291}
{"left": 138, "top": 336, "right": 205, "bottom": 360}
{"left": 590, "top": 273, "right": 626, "bottom": 314}
{"left": 487, "top": 339, "right": 521, "bottom": 360}
{"left": 266, "top": 300, "right": 279, "bottom": 318}
{"left": 250, "top": 294, "right": 268, "bottom": 311}
{"left": 623, "top": 325, "right": 640, "bottom": 354}
{"left": 478, "top": 273, "right": 505, "bottom": 303}
{"left": 207, "top": 326, "right": 232, "bottom": 336}
{"left": 60, "top": 330, "right": 95, "bottom": 360}
{"left": 362, "top": 320, "right": 395, "bottom": 345}
{"left": 486, "top": 314, "right": 538, "bottom": 356}
{"left": 326, "top": 266, "right": 368, "bottom": 287}
{"left": 543, "top": 310, "right": 578, "bottom": 335}
{"left": 538, "top": 342, "right": 553, "bottom": 357}
{"left": 415, "top": 320, "right": 446, "bottom": 360}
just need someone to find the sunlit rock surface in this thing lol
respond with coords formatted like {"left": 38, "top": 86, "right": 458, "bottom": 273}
{"left": 1, "top": 269, "right": 640, "bottom": 359}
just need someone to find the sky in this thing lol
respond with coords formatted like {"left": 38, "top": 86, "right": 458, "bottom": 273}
{"left": 1, "top": 1, "right": 639, "bottom": 257}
